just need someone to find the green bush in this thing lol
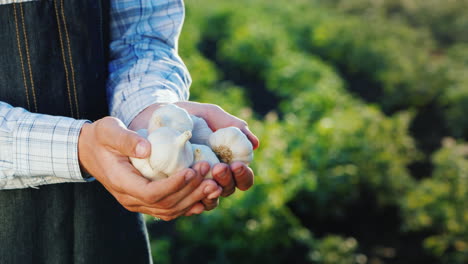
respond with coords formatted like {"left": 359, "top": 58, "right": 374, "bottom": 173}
{"left": 439, "top": 44, "right": 468, "bottom": 138}
{"left": 402, "top": 138, "right": 468, "bottom": 263}
{"left": 321, "top": 0, "right": 468, "bottom": 46}
{"left": 142, "top": 1, "right": 468, "bottom": 264}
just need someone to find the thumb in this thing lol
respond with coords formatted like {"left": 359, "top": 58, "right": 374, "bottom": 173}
{"left": 98, "top": 117, "right": 151, "bottom": 158}
{"left": 116, "top": 130, "right": 151, "bottom": 158}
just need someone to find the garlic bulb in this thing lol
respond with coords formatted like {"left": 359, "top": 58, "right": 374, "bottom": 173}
{"left": 208, "top": 127, "right": 253, "bottom": 165}
{"left": 129, "top": 129, "right": 158, "bottom": 179}
{"left": 190, "top": 115, "right": 213, "bottom": 145}
{"left": 147, "top": 104, "right": 193, "bottom": 134}
{"left": 191, "top": 144, "right": 220, "bottom": 179}
{"left": 148, "top": 127, "right": 194, "bottom": 177}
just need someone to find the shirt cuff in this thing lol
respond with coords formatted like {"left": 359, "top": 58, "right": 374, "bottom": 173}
{"left": 14, "top": 113, "right": 89, "bottom": 181}
{"left": 112, "top": 87, "right": 183, "bottom": 127}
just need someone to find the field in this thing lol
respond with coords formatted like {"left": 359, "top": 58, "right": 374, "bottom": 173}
{"left": 147, "top": 1, "right": 468, "bottom": 263}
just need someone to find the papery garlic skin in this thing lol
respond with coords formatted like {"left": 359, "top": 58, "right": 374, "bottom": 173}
{"left": 191, "top": 144, "right": 220, "bottom": 179}
{"left": 129, "top": 129, "right": 159, "bottom": 180}
{"left": 148, "top": 104, "right": 193, "bottom": 134}
{"left": 208, "top": 127, "right": 253, "bottom": 165}
{"left": 148, "top": 127, "right": 194, "bottom": 176}
{"left": 190, "top": 115, "right": 213, "bottom": 145}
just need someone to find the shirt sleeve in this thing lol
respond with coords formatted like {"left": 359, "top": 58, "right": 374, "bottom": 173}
{"left": 0, "top": 102, "right": 89, "bottom": 190}
{"left": 108, "top": 0, "right": 192, "bottom": 127}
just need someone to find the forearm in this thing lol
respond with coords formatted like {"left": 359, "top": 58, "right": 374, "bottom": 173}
{"left": 0, "top": 102, "right": 89, "bottom": 190}
{"left": 108, "top": 0, "right": 191, "bottom": 127}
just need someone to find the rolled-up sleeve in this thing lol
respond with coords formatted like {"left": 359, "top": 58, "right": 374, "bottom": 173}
{"left": 107, "top": 0, "right": 191, "bottom": 126}
{"left": 0, "top": 102, "right": 88, "bottom": 189}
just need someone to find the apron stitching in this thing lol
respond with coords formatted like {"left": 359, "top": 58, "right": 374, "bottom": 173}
{"left": 19, "top": 3, "right": 38, "bottom": 113}
{"left": 12, "top": 3, "right": 31, "bottom": 111}
{"left": 60, "top": 0, "right": 80, "bottom": 119}
{"left": 53, "top": 0, "right": 75, "bottom": 118}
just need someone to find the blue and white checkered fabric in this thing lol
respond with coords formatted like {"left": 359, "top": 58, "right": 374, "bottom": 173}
{"left": 0, "top": 0, "right": 191, "bottom": 189}
{"left": 108, "top": 0, "right": 191, "bottom": 126}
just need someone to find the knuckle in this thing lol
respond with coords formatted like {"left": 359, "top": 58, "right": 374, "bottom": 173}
{"left": 101, "top": 116, "right": 119, "bottom": 124}
{"left": 209, "top": 104, "right": 223, "bottom": 113}
{"left": 236, "top": 119, "right": 248, "bottom": 127}
{"left": 157, "top": 199, "right": 174, "bottom": 209}
{"left": 95, "top": 117, "right": 112, "bottom": 130}
{"left": 109, "top": 180, "right": 125, "bottom": 193}
{"left": 142, "top": 193, "right": 158, "bottom": 204}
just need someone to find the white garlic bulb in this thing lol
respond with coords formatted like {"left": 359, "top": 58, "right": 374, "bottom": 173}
{"left": 208, "top": 127, "right": 253, "bottom": 165}
{"left": 147, "top": 104, "right": 193, "bottom": 134}
{"left": 129, "top": 129, "right": 158, "bottom": 179}
{"left": 148, "top": 127, "right": 194, "bottom": 177}
{"left": 190, "top": 115, "right": 213, "bottom": 145}
{"left": 191, "top": 144, "right": 220, "bottom": 179}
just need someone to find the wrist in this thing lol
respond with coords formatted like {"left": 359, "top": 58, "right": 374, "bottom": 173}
{"left": 78, "top": 122, "right": 93, "bottom": 175}
{"left": 128, "top": 103, "right": 166, "bottom": 131}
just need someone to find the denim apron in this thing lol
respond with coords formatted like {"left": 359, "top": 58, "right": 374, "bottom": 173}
{"left": 0, "top": 1, "right": 152, "bottom": 263}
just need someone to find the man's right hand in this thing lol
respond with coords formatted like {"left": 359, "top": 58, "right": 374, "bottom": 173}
{"left": 77, "top": 117, "right": 222, "bottom": 221}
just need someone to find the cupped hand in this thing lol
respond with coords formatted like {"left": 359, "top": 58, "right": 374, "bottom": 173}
{"left": 78, "top": 116, "right": 222, "bottom": 221}
{"left": 129, "top": 102, "right": 259, "bottom": 199}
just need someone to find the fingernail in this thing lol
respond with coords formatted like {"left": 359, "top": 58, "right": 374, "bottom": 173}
{"left": 135, "top": 141, "right": 148, "bottom": 157}
{"left": 201, "top": 164, "right": 210, "bottom": 176}
{"left": 208, "top": 187, "right": 221, "bottom": 199}
{"left": 185, "top": 171, "right": 195, "bottom": 183}
{"left": 204, "top": 185, "right": 215, "bottom": 195}
{"left": 219, "top": 168, "right": 228, "bottom": 178}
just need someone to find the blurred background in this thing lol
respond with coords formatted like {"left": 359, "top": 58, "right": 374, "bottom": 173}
{"left": 146, "top": 0, "right": 468, "bottom": 263}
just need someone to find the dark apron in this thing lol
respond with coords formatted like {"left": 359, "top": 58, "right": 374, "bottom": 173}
{"left": 0, "top": 1, "right": 152, "bottom": 263}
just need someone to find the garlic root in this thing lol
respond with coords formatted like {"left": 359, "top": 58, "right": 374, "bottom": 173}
{"left": 208, "top": 127, "right": 253, "bottom": 165}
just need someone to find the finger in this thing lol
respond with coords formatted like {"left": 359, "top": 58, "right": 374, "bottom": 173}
{"left": 112, "top": 164, "right": 192, "bottom": 204}
{"left": 98, "top": 117, "right": 151, "bottom": 158}
{"left": 202, "top": 198, "right": 220, "bottom": 211}
{"left": 191, "top": 161, "right": 211, "bottom": 177}
{"left": 230, "top": 162, "right": 254, "bottom": 191}
{"left": 202, "top": 186, "right": 222, "bottom": 211}
{"left": 240, "top": 126, "right": 260, "bottom": 150}
{"left": 212, "top": 163, "right": 236, "bottom": 197}
{"left": 128, "top": 205, "right": 190, "bottom": 222}
{"left": 149, "top": 166, "right": 205, "bottom": 208}
{"left": 184, "top": 202, "right": 206, "bottom": 216}
{"left": 174, "top": 179, "right": 219, "bottom": 212}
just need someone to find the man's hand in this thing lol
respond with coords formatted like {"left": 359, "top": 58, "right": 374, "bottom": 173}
{"left": 129, "top": 102, "right": 259, "bottom": 201}
{"left": 78, "top": 116, "right": 222, "bottom": 221}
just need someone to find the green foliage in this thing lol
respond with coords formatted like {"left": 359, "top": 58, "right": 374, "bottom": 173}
{"left": 170, "top": 113, "right": 315, "bottom": 264}
{"left": 266, "top": 51, "right": 350, "bottom": 121}
{"left": 402, "top": 138, "right": 468, "bottom": 263}
{"left": 151, "top": 237, "right": 172, "bottom": 264}
{"left": 439, "top": 44, "right": 468, "bottom": 138}
{"left": 317, "top": 0, "right": 468, "bottom": 137}
{"left": 145, "top": 0, "right": 468, "bottom": 263}
{"left": 310, "top": 236, "right": 365, "bottom": 264}
{"left": 321, "top": 0, "right": 468, "bottom": 46}
{"left": 302, "top": 10, "right": 445, "bottom": 110}
{"left": 305, "top": 107, "right": 417, "bottom": 209}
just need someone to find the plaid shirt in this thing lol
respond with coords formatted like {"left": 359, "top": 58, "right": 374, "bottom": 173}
{"left": 0, "top": 0, "right": 191, "bottom": 189}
